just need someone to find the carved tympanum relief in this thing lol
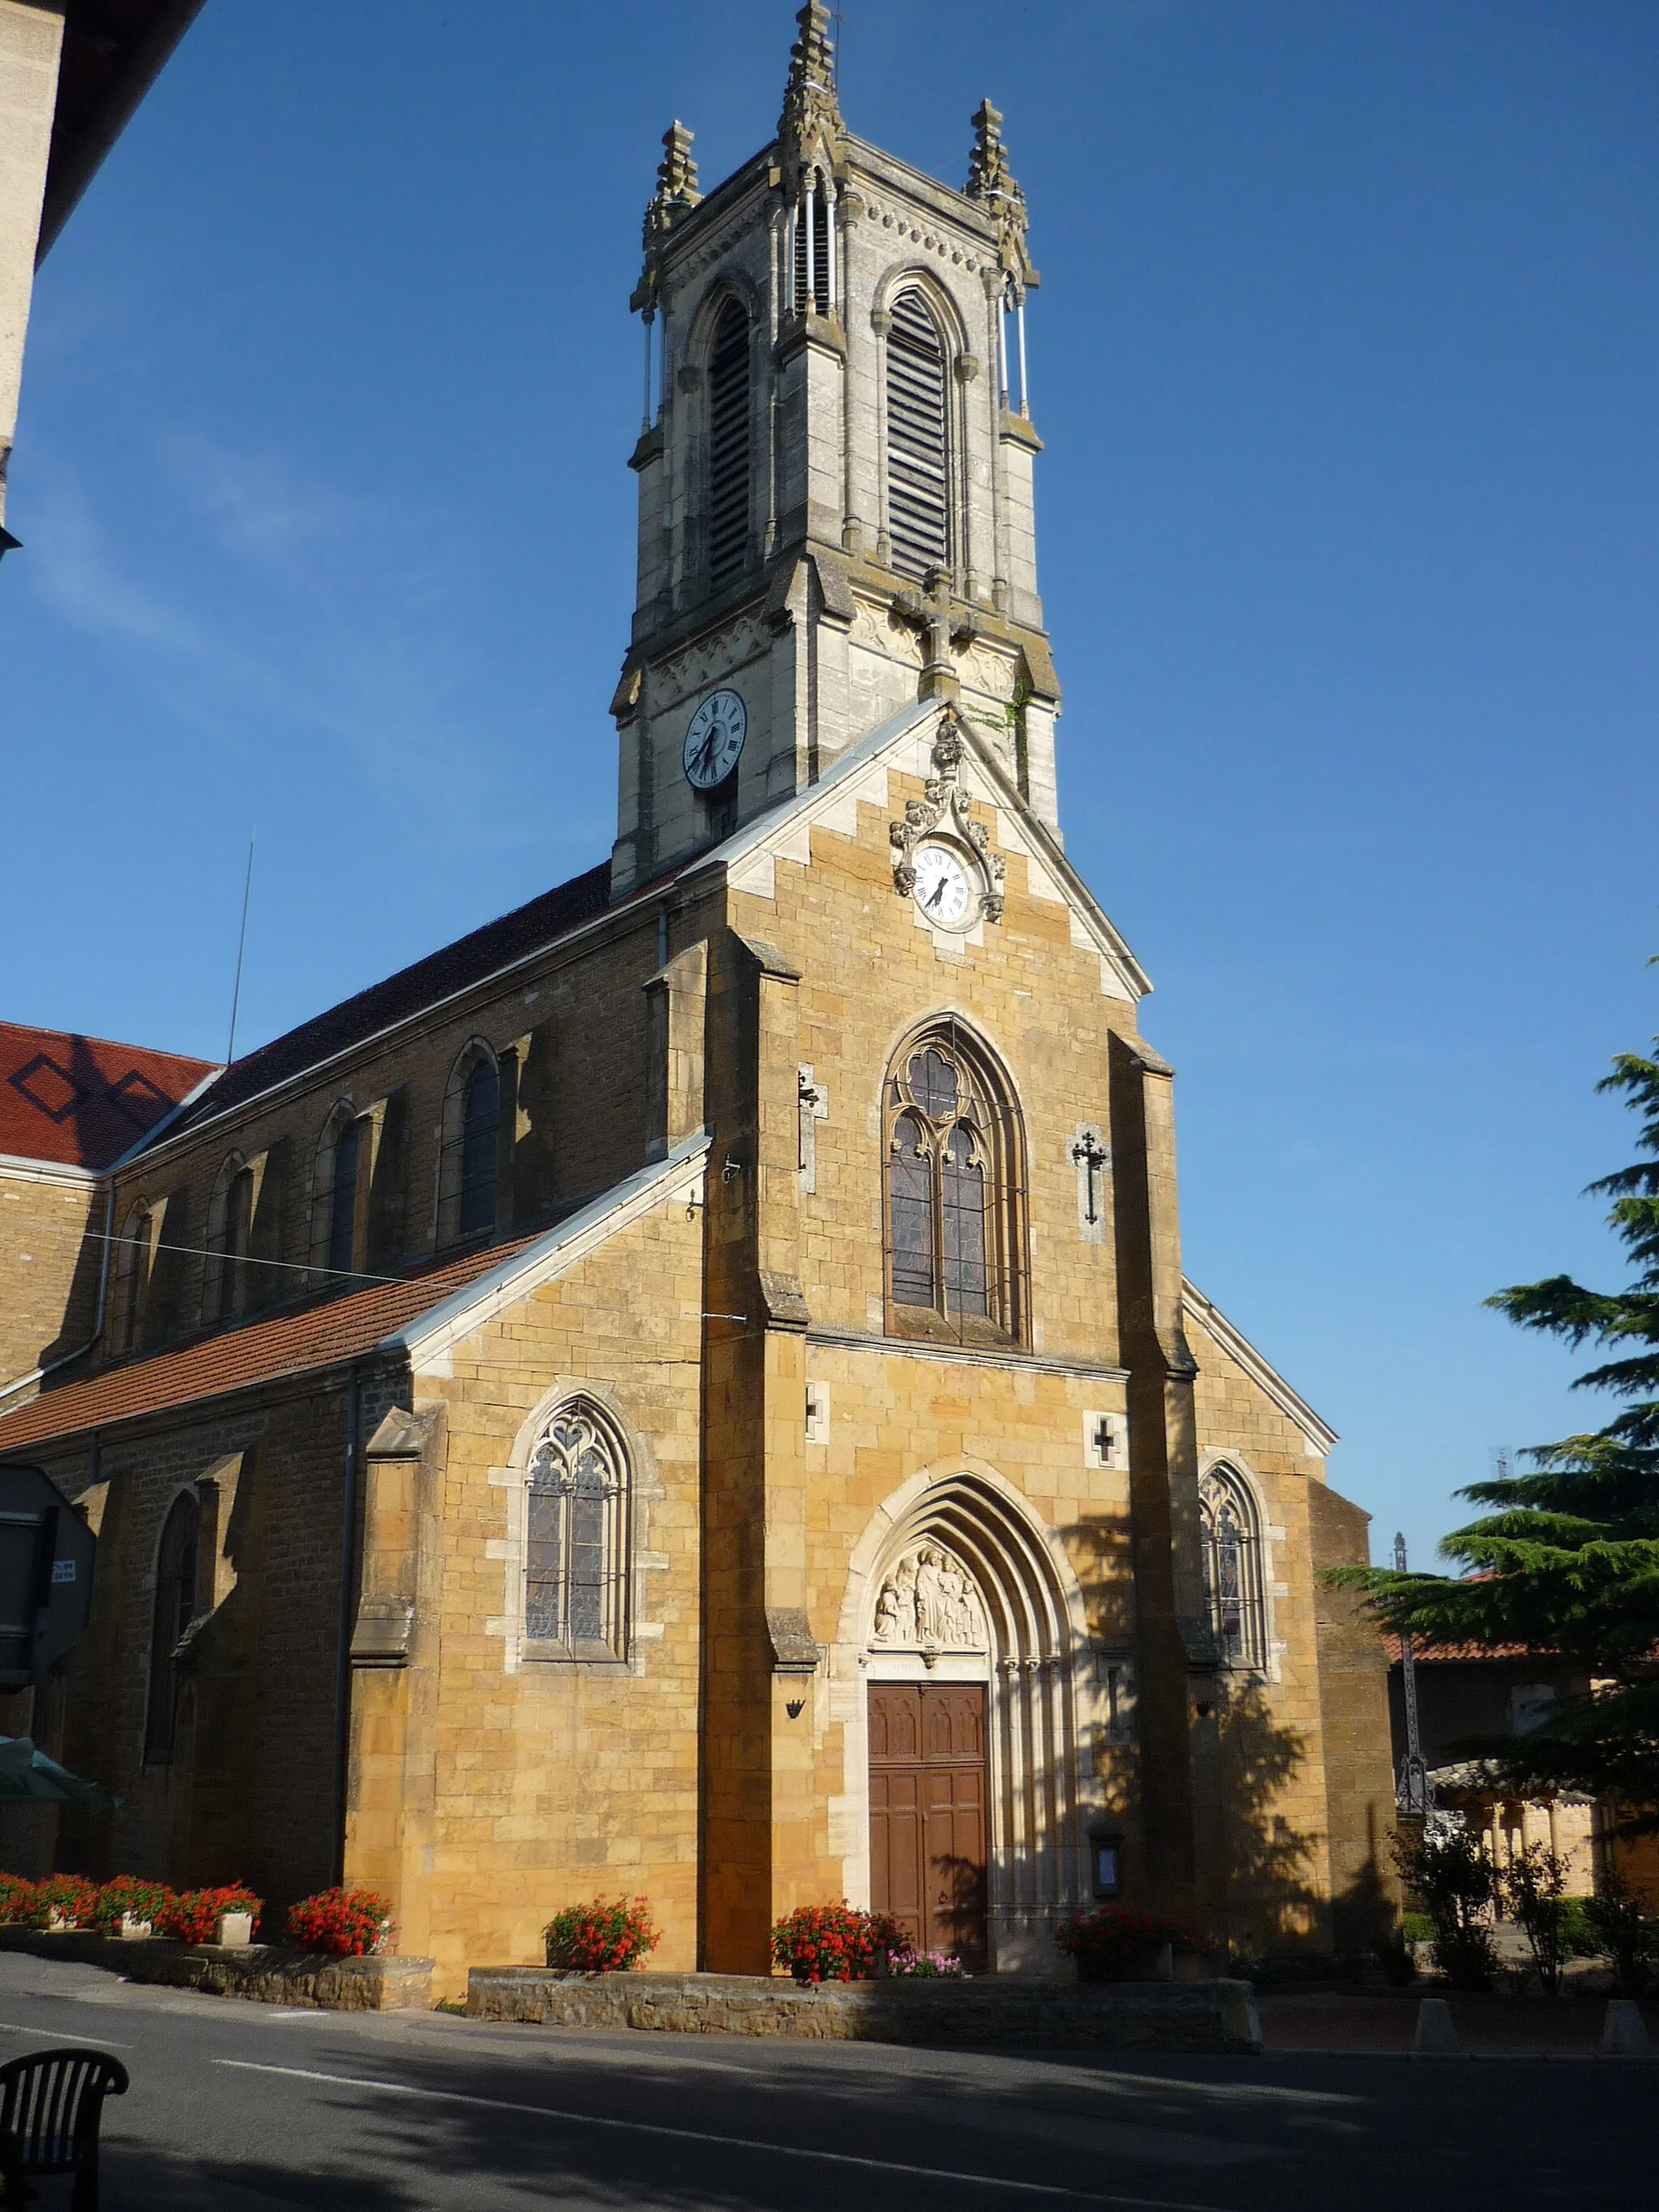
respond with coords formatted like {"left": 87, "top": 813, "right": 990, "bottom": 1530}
{"left": 871, "top": 1543, "right": 987, "bottom": 1652}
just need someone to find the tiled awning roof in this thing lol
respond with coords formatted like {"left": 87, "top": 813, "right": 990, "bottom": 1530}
{"left": 0, "top": 1234, "right": 538, "bottom": 1455}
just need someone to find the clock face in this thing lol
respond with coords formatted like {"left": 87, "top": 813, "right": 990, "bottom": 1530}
{"left": 682, "top": 688, "right": 747, "bottom": 791}
{"left": 912, "top": 842, "right": 975, "bottom": 929}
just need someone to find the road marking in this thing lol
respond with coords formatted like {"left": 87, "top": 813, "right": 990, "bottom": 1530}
{"left": 0, "top": 2023, "right": 133, "bottom": 2048}
{"left": 216, "top": 2059, "right": 1239, "bottom": 2211}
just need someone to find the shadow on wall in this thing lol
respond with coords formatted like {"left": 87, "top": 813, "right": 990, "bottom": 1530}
{"left": 1211, "top": 1676, "right": 1322, "bottom": 1960}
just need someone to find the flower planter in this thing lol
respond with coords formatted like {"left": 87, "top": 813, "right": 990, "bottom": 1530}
{"left": 215, "top": 1911, "right": 254, "bottom": 1949}
{"left": 1077, "top": 1942, "right": 1173, "bottom": 1984}
{"left": 118, "top": 1916, "right": 153, "bottom": 1941}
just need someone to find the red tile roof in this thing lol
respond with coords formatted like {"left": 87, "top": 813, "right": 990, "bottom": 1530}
{"left": 0, "top": 1023, "right": 215, "bottom": 1170}
{"left": 0, "top": 1234, "right": 539, "bottom": 1455}
{"left": 1384, "top": 1634, "right": 1548, "bottom": 1664}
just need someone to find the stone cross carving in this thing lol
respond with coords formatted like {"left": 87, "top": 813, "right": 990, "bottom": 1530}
{"left": 871, "top": 1543, "right": 987, "bottom": 1652}
{"left": 889, "top": 711, "right": 1006, "bottom": 921}
{"left": 1071, "top": 1127, "right": 1109, "bottom": 1227}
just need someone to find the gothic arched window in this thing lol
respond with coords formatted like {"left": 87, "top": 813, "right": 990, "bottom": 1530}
{"left": 144, "top": 1490, "right": 200, "bottom": 1763}
{"left": 1200, "top": 1464, "right": 1268, "bottom": 1670}
{"left": 884, "top": 1020, "right": 1026, "bottom": 1345}
{"left": 523, "top": 1398, "right": 630, "bottom": 1659}
{"left": 886, "top": 287, "right": 949, "bottom": 579}
{"left": 438, "top": 1045, "right": 500, "bottom": 1247}
{"left": 207, "top": 1156, "right": 254, "bottom": 1323}
{"left": 111, "top": 1202, "right": 152, "bottom": 1355}
{"left": 707, "top": 298, "right": 751, "bottom": 589}
{"left": 308, "top": 1104, "right": 362, "bottom": 1287}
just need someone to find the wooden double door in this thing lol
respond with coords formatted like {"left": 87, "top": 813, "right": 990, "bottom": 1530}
{"left": 868, "top": 1681, "right": 988, "bottom": 1970}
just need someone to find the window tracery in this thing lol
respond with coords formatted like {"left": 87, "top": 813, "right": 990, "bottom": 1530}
{"left": 523, "top": 1398, "right": 630, "bottom": 1660}
{"left": 1200, "top": 1464, "right": 1268, "bottom": 1670}
{"left": 884, "top": 1020, "right": 1025, "bottom": 1345}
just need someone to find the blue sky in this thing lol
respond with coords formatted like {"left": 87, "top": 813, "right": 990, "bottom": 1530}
{"left": 3, "top": 2, "right": 1656, "bottom": 1568}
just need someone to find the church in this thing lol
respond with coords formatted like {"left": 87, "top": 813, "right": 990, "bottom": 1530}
{"left": 0, "top": 7, "right": 1394, "bottom": 1994}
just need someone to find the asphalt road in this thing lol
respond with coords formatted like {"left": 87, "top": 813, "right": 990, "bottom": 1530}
{"left": 0, "top": 1954, "right": 1648, "bottom": 2212}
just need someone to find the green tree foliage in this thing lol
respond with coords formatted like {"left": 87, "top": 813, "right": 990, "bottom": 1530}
{"left": 1334, "top": 995, "right": 1659, "bottom": 1825}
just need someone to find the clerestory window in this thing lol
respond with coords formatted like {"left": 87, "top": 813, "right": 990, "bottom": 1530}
{"left": 884, "top": 1021, "right": 1026, "bottom": 1346}
{"left": 1200, "top": 1464, "right": 1269, "bottom": 1670}
{"left": 523, "top": 1398, "right": 630, "bottom": 1660}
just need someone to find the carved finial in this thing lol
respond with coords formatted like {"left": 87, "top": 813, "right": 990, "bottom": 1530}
{"left": 633, "top": 121, "right": 702, "bottom": 313}
{"left": 778, "top": 2, "right": 845, "bottom": 175}
{"left": 966, "top": 97, "right": 1037, "bottom": 290}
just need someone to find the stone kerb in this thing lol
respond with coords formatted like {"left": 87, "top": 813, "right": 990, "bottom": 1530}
{"left": 0, "top": 1925, "right": 432, "bottom": 2011}
{"left": 467, "top": 1969, "right": 1263, "bottom": 2052}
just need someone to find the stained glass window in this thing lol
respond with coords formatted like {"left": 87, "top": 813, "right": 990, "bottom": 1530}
{"left": 883, "top": 1025, "right": 1022, "bottom": 1340}
{"left": 1200, "top": 1467, "right": 1267, "bottom": 1670}
{"left": 525, "top": 1401, "right": 629, "bottom": 1657}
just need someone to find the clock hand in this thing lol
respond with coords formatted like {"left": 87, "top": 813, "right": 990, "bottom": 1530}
{"left": 925, "top": 875, "right": 948, "bottom": 912}
{"left": 692, "top": 728, "right": 719, "bottom": 776}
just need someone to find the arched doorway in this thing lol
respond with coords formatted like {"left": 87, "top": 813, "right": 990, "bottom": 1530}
{"left": 836, "top": 1464, "right": 1096, "bottom": 1972}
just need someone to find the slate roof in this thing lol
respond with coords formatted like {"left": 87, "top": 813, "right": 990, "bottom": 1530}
{"left": 165, "top": 862, "right": 612, "bottom": 1141}
{"left": 0, "top": 1234, "right": 539, "bottom": 1456}
{"left": 0, "top": 1023, "right": 214, "bottom": 1171}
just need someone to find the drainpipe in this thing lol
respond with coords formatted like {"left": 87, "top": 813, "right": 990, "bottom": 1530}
{"left": 331, "top": 1365, "right": 362, "bottom": 1885}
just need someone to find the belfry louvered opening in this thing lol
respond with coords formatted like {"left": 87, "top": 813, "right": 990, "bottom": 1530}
{"left": 706, "top": 299, "right": 751, "bottom": 589}
{"left": 886, "top": 288, "right": 949, "bottom": 579}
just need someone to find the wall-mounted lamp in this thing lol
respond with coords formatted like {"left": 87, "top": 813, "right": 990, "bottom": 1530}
{"left": 785, "top": 1698, "right": 805, "bottom": 1720}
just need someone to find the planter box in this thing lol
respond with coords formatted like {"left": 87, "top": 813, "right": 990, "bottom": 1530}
{"left": 215, "top": 1912, "right": 254, "bottom": 1949}
{"left": 467, "top": 1968, "right": 1262, "bottom": 2053}
{"left": 0, "top": 1925, "right": 431, "bottom": 2011}
{"left": 1076, "top": 1942, "right": 1173, "bottom": 1984}
{"left": 117, "top": 1916, "right": 153, "bottom": 1941}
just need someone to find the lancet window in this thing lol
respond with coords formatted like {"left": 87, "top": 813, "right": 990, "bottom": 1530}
{"left": 884, "top": 1020, "right": 1026, "bottom": 1345}
{"left": 110, "top": 1202, "right": 153, "bottom": 1355}
{"left": 885, "top": 287, "right": 950, "bottom": 578}
{"left": 706, "top": 298, "right": 751, "bottom": 589}
{"left": 439, "top": 1044, "right": 500, "bottom": 1247}
{"left": 207, "top": 1156, "right": 254, "bottom": 1322}
{"left": 1200, "top": 1464, "right": 1268, "bottom": 1670}
{"left": 144, "top": 1490, "right": 199, "bottom": 1763}
{"left": 523, "top": 1398, "right": 630, "bottom": 1659}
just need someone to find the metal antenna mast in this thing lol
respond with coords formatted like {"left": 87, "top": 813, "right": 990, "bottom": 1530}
{"left": 226, "top": 834, "right": 255, "bottom": 1066}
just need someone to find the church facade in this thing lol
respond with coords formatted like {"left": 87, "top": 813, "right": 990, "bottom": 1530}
{"left": 0, "top": 8, "right": 1394, "bottom": 1993}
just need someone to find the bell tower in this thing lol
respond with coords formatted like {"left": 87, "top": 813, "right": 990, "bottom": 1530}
{"left": 610, "top": 5, "right": 1062, "bottom": 897}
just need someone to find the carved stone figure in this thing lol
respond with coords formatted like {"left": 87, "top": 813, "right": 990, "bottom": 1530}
{"left": 871, "top": 1543, "right": 986, "bottom": 1649}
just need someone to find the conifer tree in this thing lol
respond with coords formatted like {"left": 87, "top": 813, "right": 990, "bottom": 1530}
{"left": 1337, "top": 988, "right": 1659, "bottom": 1825}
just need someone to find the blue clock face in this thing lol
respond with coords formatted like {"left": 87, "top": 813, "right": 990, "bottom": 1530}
{"left": 683, "top": 688, "right": 747, "bottom": 791}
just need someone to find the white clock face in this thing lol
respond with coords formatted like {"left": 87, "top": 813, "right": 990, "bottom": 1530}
{"left": 912, "top": 842, "right": 975, "bottom": 929}
{"left": 682, "top": 688, "right": 747, "bottom": 791}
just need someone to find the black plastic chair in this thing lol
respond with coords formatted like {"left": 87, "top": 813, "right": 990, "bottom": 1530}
{"left": 0, "top": 2047, "right": 128, "bottom": 2209}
